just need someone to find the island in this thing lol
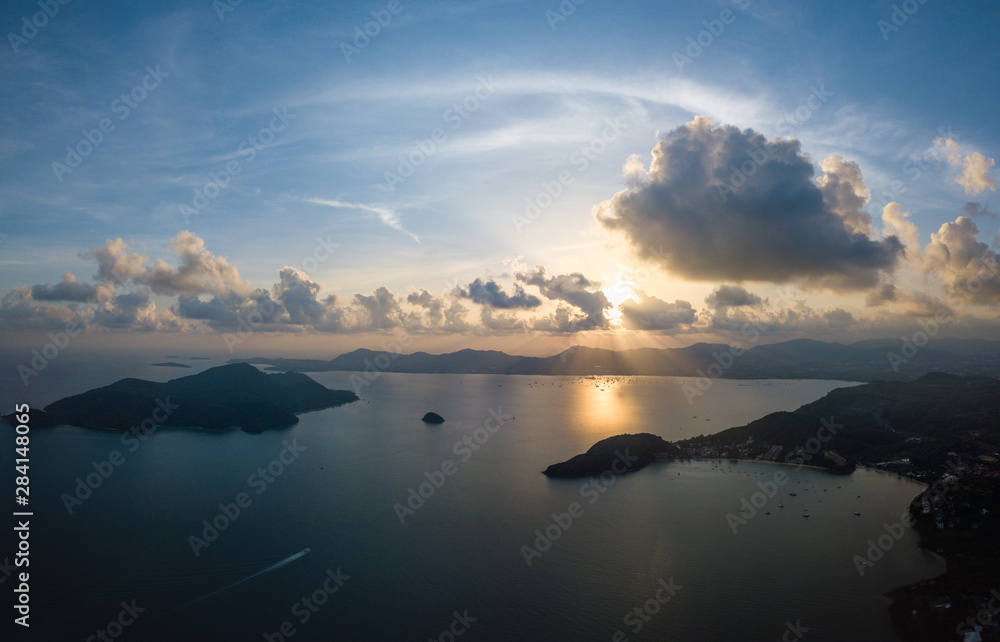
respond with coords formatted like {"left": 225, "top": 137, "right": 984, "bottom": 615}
{"left": 421, "top": 412, "right": 445, "bottom": 424}
{"left": 1, "top": 363, "right": 358, "bottom": 433}
{"left": 151, "top": 362, "right": 192, "bottom": 368}
{"left": 543, "top": 433, "right": 679, "bottom": 478}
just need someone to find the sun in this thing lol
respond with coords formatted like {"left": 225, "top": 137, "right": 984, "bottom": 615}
{"left": 602, "top": 276, "right": 637, "bottom": 324}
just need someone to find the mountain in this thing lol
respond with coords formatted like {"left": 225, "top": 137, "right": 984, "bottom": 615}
{"left": 231, "top": 338, "right": 1000, "bottom": 381}
{"left": 679, "top": 372, "right": 1000, "bottom": 471}
{"left": 2, "top": 363, "right": 358, "bottom": 433}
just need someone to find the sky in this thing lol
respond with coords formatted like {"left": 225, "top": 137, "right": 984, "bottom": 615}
{"left": 1, "top": 0, "right": 998, "bottom": 359}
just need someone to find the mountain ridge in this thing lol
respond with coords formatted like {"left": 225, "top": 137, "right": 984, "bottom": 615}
{"left": 230, "top": 337, "right": 1000, "bottom": 381}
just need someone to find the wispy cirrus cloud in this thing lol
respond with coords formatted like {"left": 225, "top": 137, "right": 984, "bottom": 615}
{"left": 305, "top": 198, "right": 420, "bottom": 243}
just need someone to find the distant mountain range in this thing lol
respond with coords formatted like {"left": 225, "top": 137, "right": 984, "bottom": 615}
{"left": 2, "top": 363, "right": 358, "bottom": 432}
{"left": 232, "top": 338, "right": 1000, "bottom": 381}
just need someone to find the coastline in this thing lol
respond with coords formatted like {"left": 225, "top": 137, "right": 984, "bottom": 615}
{"left": 676, "top": 457, "right": 855, "bottom": 474}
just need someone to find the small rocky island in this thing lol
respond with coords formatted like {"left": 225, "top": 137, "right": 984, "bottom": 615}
{"left": 151, "top": 361, "right": 192, "bottom": 368}
{"left": 543, "top": 433, "right": 679, "bottom": 478}
{"left": 421, "top": 412, "right": 445, "bottom": 424}
{"left": 1, "top": 363, "right": 358, "bottom": 433}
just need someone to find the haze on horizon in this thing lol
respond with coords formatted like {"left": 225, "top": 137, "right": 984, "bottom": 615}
{"left": 2, "top": 0, "right": 999, "bottom": 360}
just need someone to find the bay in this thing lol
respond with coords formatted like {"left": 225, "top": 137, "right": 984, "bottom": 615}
{"left": 4, "top": 372, "right": 943, "bottom": 641}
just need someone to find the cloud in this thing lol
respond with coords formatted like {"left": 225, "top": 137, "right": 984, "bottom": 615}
{"left": 31, "top": 272, "right": 114, "bottom": 302}
{"left": 962, "top": 202, "right": 997, "bottom": 221}
{"left": 83, "top": 231, "right": 252, "bottom": 297}
{"left": 142, "top": 232, "right": 253, "bottom": 297}
{"left": 934, "top": 136, "right": 962, "bottom": 164}
{"left": 619, "top": 292, "right": 696, "bottom": 331}
{"left": 440, "top": 299, "right": 471, "bottom": 331}
{"left": 822, "top": 308, "right": 855, "bottom": 327}
{"left": 174, "top": 294, "right": 242, "bottom": 326}
{"left": 272, "top": 267, "right": 330, "bottom": 325}
{"left": 0, "top": 287, "right": 81, "bottom": 330}
{"left": 924, "top": 216, "right": 1000, "bottom": 303}
{"left": 407, "top": 288, "right": 472, "bottom": 331}
{"left": 935, "top": 140, "right": 997, "bottom": 196}
{"left": 955, "top": 152, "right": 997, "bottom": 195}
{"left": 306, "top": 198, "right": 420, "bottom": 242}
{"left": 516, "top": 266, "right": 611, "bottom": 330}
{"left": 865, "top": 282, "right": 897, "bottom": 307}
{"left": 83, "top": 237, "right": 149, "bottom": 285}
{"left": 407, "top": 288, "right": 442, "bottom": 323}
{"left": 93, "top": 289, "right": 180, "bottom": 331}
{"left": 594, "top": 117, "right": 904, "bottom": 289}
{"left": 707, "top": 300, "right": 859, "bottom": 336}
{"left": 457, "top": 278, "right": 542, "bottom": 309}
{"left": 705, "top": 284, "right": 763, "bottom": 309}
{"left": 622, "top": 153, "right": 646, "bottom": 182}
{"left": 816, "top": 155, "right": 872, "bottom": 235}
{"left": 880, "top": 202, "right": 920, "bottom": 252}
{"left": 479, "top": 308, "right": 529, "bottom": 333}
{"left": 352, "top": 287, "right": 406, "bottom": 330}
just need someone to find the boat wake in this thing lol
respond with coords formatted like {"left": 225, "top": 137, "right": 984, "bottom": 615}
{"left": 145, "top": 547, "right": 312, "bottom": 621}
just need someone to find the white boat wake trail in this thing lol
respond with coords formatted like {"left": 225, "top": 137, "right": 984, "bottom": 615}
{"left": 147, "top": 547, "right": 312, "bottom": 620}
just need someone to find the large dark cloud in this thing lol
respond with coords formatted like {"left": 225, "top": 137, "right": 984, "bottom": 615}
{"left": 457, "top": 278, "right": 542, "bottom": 309}
{"left": 594, "top": 117, "right": 904, "bottom": 290}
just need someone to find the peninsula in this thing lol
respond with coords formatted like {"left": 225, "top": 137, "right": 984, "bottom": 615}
{"left": 543, "top": 433, "right": 679, "bottom": 478}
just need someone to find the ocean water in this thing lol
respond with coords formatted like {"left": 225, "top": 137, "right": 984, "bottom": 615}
{"left": 2, "top": 370, "right": 944, "bottom": 641}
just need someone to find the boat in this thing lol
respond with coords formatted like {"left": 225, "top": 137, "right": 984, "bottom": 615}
{"left": 789, "top": 493, "right": 797, "bottom": 496}
{"left": 778, "top": 503, "right": 784, "bottom": 508}
{"left": 854, "top": 511, "right": 861, "bottom": 516}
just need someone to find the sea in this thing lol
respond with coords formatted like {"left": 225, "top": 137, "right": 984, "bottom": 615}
{"left": 0, "top": 355, "right": 945, "bottom": 641}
